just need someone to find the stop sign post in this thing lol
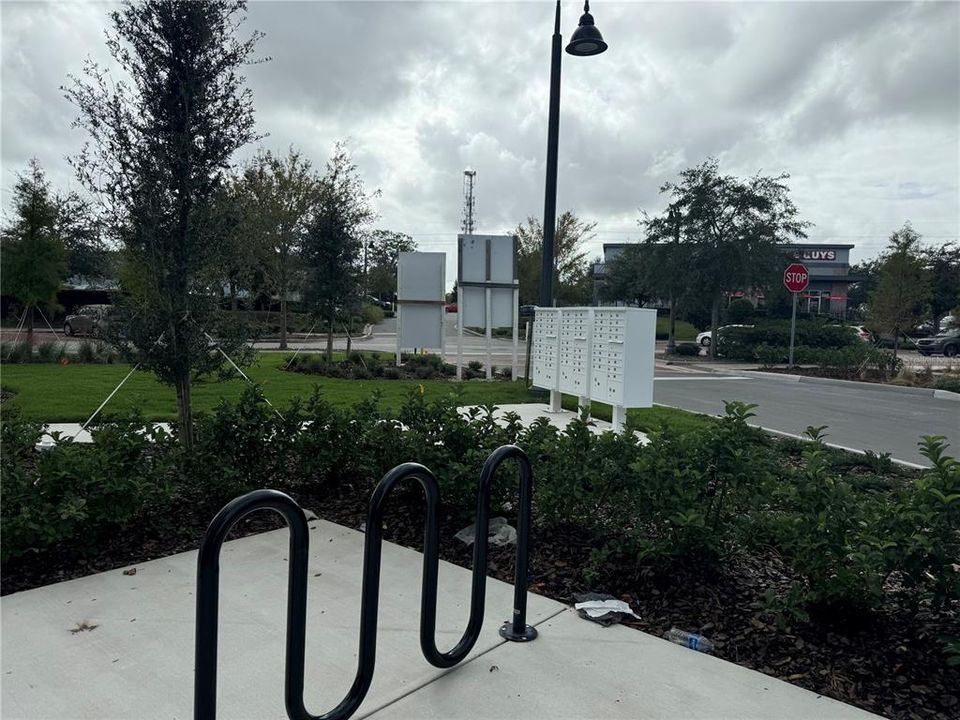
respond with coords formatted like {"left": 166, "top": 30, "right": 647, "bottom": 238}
{"left": 784, "top": 263, "right": 810, "bottom": 366}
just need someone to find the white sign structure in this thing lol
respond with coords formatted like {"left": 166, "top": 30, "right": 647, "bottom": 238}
{"left": 396, "top": 252, "right": 446, "bottom": 364}
{"left": 531, "top": 307, "right": 656, "bottom": 431}
{"left": 457, "top": 235, "right": 519, "bottom": 379}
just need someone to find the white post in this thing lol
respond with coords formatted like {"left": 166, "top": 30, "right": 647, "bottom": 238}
{"left": 456, "top": 285, "right": 464, "bottom": 380}
{"left": 485, "top": 286, "right": 493, "bottom": 379}
{"left": 396, "top": 302, "right": 402, "bottom": 367}
{"left": 511, "top": 286, "right": 519, "bottom": 381}
{"left": 612, "top": 405, "right": 627, "bottom": 433}
{"left": 549, "top": 389, "right": 562, "bottom": 413}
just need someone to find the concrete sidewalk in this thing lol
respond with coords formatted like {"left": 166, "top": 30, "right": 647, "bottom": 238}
{"left": 1, "top": 520, "right": 879, "bottom": 720}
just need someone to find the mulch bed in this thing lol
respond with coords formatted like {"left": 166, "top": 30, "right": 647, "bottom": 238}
{"left": 2, "top": 480, "right": 957, "bottom": 719}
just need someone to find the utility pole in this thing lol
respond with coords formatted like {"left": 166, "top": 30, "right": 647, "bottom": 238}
{"left": 461, "top": 169, "right": 476, "bottom": 235}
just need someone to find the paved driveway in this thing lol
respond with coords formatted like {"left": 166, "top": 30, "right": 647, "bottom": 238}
{"left": 654, "top": 373, "right": 958, "bottom": 466}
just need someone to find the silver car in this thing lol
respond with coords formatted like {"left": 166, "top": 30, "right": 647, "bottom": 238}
{"left": 63, "top": 305, "right": 110, "bottom": 336}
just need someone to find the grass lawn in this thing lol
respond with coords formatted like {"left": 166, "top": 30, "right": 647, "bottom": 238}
{"left": 1, "top": 351, "right": 708, "bottom": 433}
{"left": 655, "top": 316, "right": 699, "bottom": 341}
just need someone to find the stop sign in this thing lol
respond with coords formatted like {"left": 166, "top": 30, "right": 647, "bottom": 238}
{"left": 783, "top": 263, "right": 810, "bottom": 293}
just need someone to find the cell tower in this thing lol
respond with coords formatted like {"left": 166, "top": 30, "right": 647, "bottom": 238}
{"left": 461, "top": 168, "right": 476, "bottom": 235}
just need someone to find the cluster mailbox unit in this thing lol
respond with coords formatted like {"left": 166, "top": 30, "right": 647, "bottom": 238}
{"left": 532, "top": 307, "right": 657, "bottom": 431}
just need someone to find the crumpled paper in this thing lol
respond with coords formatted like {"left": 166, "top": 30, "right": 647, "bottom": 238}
{"left": 573, "top": 592, "right": 640, "bottom": 626}
{"left": 454, "top": 517, "right": 517, "bottom": 547}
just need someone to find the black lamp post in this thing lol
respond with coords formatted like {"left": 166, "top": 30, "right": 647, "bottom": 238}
{"left": 539, "top": 0, "right": 607, "bottom": 308}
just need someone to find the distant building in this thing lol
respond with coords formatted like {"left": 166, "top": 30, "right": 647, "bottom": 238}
{"left": 598, "top": 241, "right": 858, "bottom": 317}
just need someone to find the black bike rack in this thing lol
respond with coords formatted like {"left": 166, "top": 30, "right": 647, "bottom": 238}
{"left": 194, "top": 444, "right": 536, "bottom": 720}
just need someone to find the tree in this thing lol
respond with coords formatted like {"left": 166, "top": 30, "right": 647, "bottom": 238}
{"left": 0, "top": 160, "right": 68, "bottom": 346}
{"left": 65, "top": 0, "right": 263, "bottom": 448}
{"left": 236, "top": 148, "right": 317, "bottom": 348}
{"left": 55, "top": 192, "right": 112, "bottom": 281}
{"left": 868, "top": 223, "right": 931, "bottom": 358}
{"left": 301, "top": 144, "right": 377, "bottom": 362}
{"left": 365, "top": 229, "right": 415, "bottom": 299}
{"left": 515, "top": 211, "right": 594, "bottom": 306}
{"left": 922, "top": 243, "right": 960, "bottom": 330}
{"left": 599, "top": 244, "right": 652, "bottom": 306}
{"left": 657, "top": 158, "right": 810, "bottom": 358}
{"left": 641, "top": 208, "right": 696, "bottom": 353}
{"left": 847, "top": 258, "right": 882, "bottom": 318}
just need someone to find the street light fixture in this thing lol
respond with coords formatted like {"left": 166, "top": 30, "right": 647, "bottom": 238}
{"left": 539, "top": 0, "right": 607, "bottom": 308}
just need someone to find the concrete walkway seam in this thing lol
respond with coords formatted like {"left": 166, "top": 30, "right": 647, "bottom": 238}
{"left": 355, "top": 605, "right": 568, "bottom": 720}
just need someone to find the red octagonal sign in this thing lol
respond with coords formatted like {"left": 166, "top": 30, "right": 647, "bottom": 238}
{"left": 783, "top": 263, "right": 810, "bottom": 293}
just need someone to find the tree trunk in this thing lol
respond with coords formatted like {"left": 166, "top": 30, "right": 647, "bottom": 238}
{"left": 892, "top": 329, "right": 900, "bottom": 361}
{"left": 345, "top": 321, "right": 352, "bottom": 354}
{"left": 26, "top": 304, "right": 35, "bottom": 351}
{"left": 325, "top": 307, "right": 334, "bottom": 363}
{"left": 666, "top": 292, "right": 676, "bottom": 355}
{"left": 175, "top": 373, "right": 194, "bottom": 452}
{"left": 279, "top": 294, "right": 288, "bottom": 350}
{"left": 229, "top": 278, "right": 238, "bottom": 312}
{"left": 709, "top": 295, "right": 721, "bottom": 360}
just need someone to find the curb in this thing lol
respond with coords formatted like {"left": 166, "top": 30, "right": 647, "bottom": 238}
{"left": 717, "top": 370, "right": 960, "bottom": 401}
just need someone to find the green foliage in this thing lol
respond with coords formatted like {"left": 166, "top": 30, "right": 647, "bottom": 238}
{"left": 0, "top": 160, "right": 68, "bottom": 314}
{"left": 516, "top": 212, "right": 594, "bottom": 306}
{"left": 880, "top": 436, "right": 960, "bottom": 609}
{"left": 770, "top": 427, "right": 889, "bottom": 612}
{"left": 726, "top": 298, "right": 755, "bottom": 324}
{"left": 65, "top": 0, "right": 264, "bottom": 445}
{"left": 0, "top": 407, "right": 173, "bottom": 561}
{"left": 717, "top": 320, "right": 859, "bottom": 359}
{"left": 673, "top": 342, "right": 701, "bottom": 356}
{"left": 934, "top": 375, "right": 960, "bottom": 393}
{"left": 360, "top": 304, "right": 384, "bottom": 326}
{"left": 868, "top": 223, "right": 931, "bottom": 356}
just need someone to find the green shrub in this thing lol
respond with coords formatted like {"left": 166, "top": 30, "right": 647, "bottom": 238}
{"left": 770, "top": 426, "right": 888, "bottom": 612}
{"left": 880, "top": 436, "right": 960, "bottom": 609}
{"left": 36, "top": 341, "right": 65, "bottom": 363}
{"left": 726, "top": 298, "right": 755, "bottom": 324}
{"left": 935, "top": 375, "right": 960, "bottom": 393}
{"left": 1, "top": 341, "right": 32, "bottom": 363}
{"left": 754, "top": 344, "right": 787, "bottom": 367}
{"left": 717, "top": 321, "right": 859, "bottom": 360}
{"left": 0, "top": 408, "right": 173, "bottom": 561}
{"left": 361, "top": 304, "right": 385, "bottom": 326}
{"left": 76, "top": 340, "right": 97, "bottom": 364}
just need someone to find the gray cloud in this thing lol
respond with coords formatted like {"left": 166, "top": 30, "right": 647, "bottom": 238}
{"left": 2, "top": 0, "right": 958, "bottom": 276}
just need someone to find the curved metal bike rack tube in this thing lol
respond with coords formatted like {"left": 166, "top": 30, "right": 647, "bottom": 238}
{"left": 194, "top": 444, "right": 536, "bottom": 720}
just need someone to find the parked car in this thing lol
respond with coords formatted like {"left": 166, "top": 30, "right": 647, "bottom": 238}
{"left": 445, "top": 302, "right": 458, "bottom": 313}
{"left": 916, "top": 328, "right": 960, "bottom": 357}
{"left": 695, "top": 325, "right": 752, "bottom": 347}
{"left": 365, "top": 295, "right": 392, "bottom": 312}
{"left": 519, "top": 304, "right": 537, "bottom": 318}
{"left": 849, "top": 325, "right": 873, "bottom": 343}
{"left": 63, "top": 305, "right": 110, "bottom": 337}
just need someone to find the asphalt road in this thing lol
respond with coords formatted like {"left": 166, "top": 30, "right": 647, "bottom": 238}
{"left": 654, "top": 373, "right": 958, "bottom": 466}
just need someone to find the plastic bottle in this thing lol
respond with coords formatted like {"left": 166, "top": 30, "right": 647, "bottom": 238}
{"left": 663, "top": 627, "right": 715, "bottom": 653}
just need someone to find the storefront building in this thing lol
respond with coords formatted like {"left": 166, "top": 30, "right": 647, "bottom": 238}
{"left": 599, "top": 242, "right": 858, "bottom": 317}
{"left": 787, "top": 244, "right": 856, "bottom": 316}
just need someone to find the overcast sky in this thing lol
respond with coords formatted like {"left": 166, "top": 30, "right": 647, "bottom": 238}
{"left": 3, "top": 0, "right": 958, "bottom": 283}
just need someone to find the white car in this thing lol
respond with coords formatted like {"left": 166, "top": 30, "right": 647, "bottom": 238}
{"left": 696, "top": 325, "right": 753, "bottom": 347}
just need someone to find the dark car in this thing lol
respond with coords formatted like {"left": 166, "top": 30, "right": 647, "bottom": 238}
{"left": 519, "top": 305, "right": 536, "bottom": 318}
{"left": 916, "top": 328, "right": 960, "bottom": 357}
